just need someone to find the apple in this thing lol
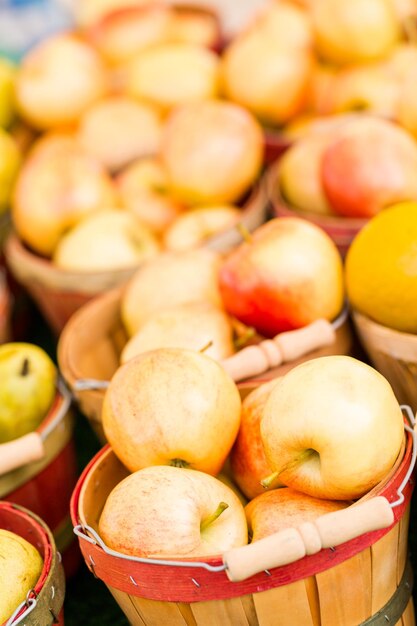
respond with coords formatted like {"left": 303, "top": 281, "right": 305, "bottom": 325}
{"left": 127, "top": 43, "right": 220, "bottom": 114}
{"left": 246, "top": 488, "right": 348, "bottom": 542}
{"left": 15, "top": 33, "right": 108, "bottom": 130}
{"left": 249, "top": 1, "right": 313, "bottom": 49}
{"left": 321, "top": 116, "right": 417, "bottom": 218}
{"left": 117, "top": 156, "right": 183, "bottom": 234}
{"left": 163, "top": 204, "right": 241, "bottom": 251}
{"left": 167, "top": 7, "right": 220, "bottom": 48}
{"left": 73, "top": 0, "right": 151, "bottom": 28}
{"left": 161, "top": 100, "right": 264, "bottom": 205}
{"left": 53, "top": 208, "right": 160, "bottom": 272}
{"left": 121, "top": 248, "right": 223, "bottom": 335}
{"left": 102, "top": 348, "right": 242, "bottom": 474}
{"left": 219, "top": 217, "right": 344, "bottom": 337}
{"left": 0, "top": 342, "right": 57, "bottom": 444}
{"left": 77, "top": 96, "right": 162, "bottom": 172}
{"left": 221, "top": 30, "right": 314, "bottom": 127}
{"left": 230, "top": 379, "right": 280, "bottom": 501}
{"left": 279, "top": 133, "right": 334, "bottom": 215}
{"left": 0, "top": 57, "right": 16, "bottom": 129}
{"left": 307, "top": 61, "right": 337, "bottom": 115}
{"left": 261, "top": 355, "right": 404, "bottom": 500}
{"left": 0, "top": 128, "right": 21, "bottom": 215}
{"left": 12, "top": 132, "right": 118, "bottom": 256}
{"left": 99, "top": 465, "right": 248, "bottom": 558}
{"left": 282, "top": 112, "right": 360, "bottom": 141}
{"left": 311, "top": 0, "right": 400, "bottom": 65}
{"left": 85, "top": 4, "right": 171, "bottom": 65}
{"left": 120, "top": 301, "right": 235, "bottom": 364}
{"left": 0, "top": 529, "right": 44, "bottom": 624}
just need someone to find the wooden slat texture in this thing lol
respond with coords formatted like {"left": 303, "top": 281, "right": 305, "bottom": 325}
{"left": 316, "top": 549, "right": 372, "bottom": 626}
{"left": 252, "top": 578, "right": 316, "bottom": 626}
{"left": 191, "top": 596, "right": 255, "bottom": 626}
{"left": 109, "top": 586, "right": 147, "bottom": 626}
{"left": 371, "top": 524, "right": 400, "bottom": 612}
{"left": 397, "top": 505, "right": 411, "bottom": 585}
{"left": 131, "top": 596, "right": 197, "bottom": 626}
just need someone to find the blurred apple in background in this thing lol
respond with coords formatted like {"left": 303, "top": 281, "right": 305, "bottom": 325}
{"left": 230, "top": 379, "right": 279, "bottom": 500}
{"left": 102, "top": 348, "right": 241, "bottom": 474}
{"left": 0, "top": 128, "right": 21, "bottom": 215}
{"left": 120, "top": 300, "right": 234, "bottom": 363}
{"left": 99, "top": 465, "right": 248, "bottom": 558}
{"left": 0, "top": 57, "right": 16, "bottom": 129}
{"left": 161, "top": 100, "right": 264, "bottom": 205}
{"left": 321, "top": 116, "right": 417, "bottom": 217}
{"left": 311, "top": 0, "right": 400, "bottom": 65}
{"left": 73, "top": 0, "right": 151, "bottom": 29}
{"left": 0, "top": 342, "right": 56, "bottom": 444}
{"left": 0, "top": 529, "right": 44, "bottom": 624}
{"left": 221, "top": 1, "right": 313, "bottom": 126}
{"left": 53, "top": 208, "right": 160, "bottom": 272}
{"left": 12, "top": 133, "right": 117, "bottom": 256}
{"left": 219, "top": 217, "right": 344, "bottom": 337}
{"left": 121, "top": 248, "right": 222, "bottom": 335}
{"left": 261, "top": 355, "right": 404, "bottom": 500}
{"left": 246, "top": 488, "right": 348, "bottom": 542}
{"left": 163, "top": 204, "right": 241, "bottom": 251}
{"left": 127, "top": 43, "right": 220, "bottom": 114}
{"left": 167, "top": 7, "right": 219, "bottom": 48}
{"left": 117, "top": 156, "right": 183, "bottom": 235}
{"left": 77, "top": 96, "right": 162, "bottom": 172}
{"left": 15, "top": 33, "right": 107, "bottom": 130}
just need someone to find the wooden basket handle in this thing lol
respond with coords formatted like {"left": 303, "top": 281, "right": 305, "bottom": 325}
{"left": 222, "top": 318, "right": 336, "bottom": 382}
{"left": 0, "top": 432, "right": 45, "bottom": 476}
{"left": 223, "top": 496, "right": 394, "bottom": 582}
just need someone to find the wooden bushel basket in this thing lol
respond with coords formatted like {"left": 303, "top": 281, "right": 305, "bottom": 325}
{"left": 3, "top": 182, "right": 268, "bottom": 335}
{"left": 0, "top": 502, "right": 65, "bottom": 626}
{"left": 58, "top": 285, "right": 353, "bottom": 443}
{"left": 352, "top": 310, "right": 417, "bottom": 409}
{"left": 70, "top": 412, "right": 416, "bottom": 626}
{"left": 0, "top": 381, "right": 80, "bottom": 578}
{"left": 0, "top": 269, "right": 11, "bottom": 344}
{"left": 266, "top": 161, "right": 368, "bottom": 257}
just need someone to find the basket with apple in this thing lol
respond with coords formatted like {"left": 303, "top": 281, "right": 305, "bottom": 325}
{"left": 70, "top": 352, "right": 416, "bottom": 626}
{"left": 58, "top": 218, "right": 353, "bottom": 442}
{"left": 0, "top": 343, "right": 80, "bottom": 578}
{"left": 0, "top": 501, "right": 65, "bottom": 626}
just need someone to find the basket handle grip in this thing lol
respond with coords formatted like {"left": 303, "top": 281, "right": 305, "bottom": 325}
{"left": 0, "top": 432, "right": 45, "bottom": 475}
{"left": 223, "top": 496, "right": 394, "bottom": 582}
{"left": 221, "top": 319, "right": 335, "bottom": 382}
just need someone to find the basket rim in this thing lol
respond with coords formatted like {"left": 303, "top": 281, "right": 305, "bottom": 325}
{"left": 352, "top": 309, "right": 417, "bottom": 343}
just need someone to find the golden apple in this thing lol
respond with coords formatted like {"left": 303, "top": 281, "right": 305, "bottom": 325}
{"left": 0, "top": 128, "right": 21, "bottom": 215}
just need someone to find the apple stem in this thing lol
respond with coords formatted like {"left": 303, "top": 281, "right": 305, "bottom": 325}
{"left": 169, "top": 459, "right": 190, "bottom": 468}
{"left": 234, "top": 326, "right": 256, "bottom": 350}
{"left": 199, "top": 340, "right": 213, "bottom": 354}
{"left": 261, "top": 449, "right": 316, "bottom": 489}
{"left": 236, "top": 223, "right": 253, "bottom": 243}
{"left": 20, "top": 358, "right": 30, "bottom": 377}
{"left": 200, "top": 502, "right": 229, "bottom": 532}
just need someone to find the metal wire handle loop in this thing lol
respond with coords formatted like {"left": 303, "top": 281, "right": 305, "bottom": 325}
{"left": 5, "top": 597, "right": 37, "bottom": 626}
{"left": 40, "top": 376, "right": 73, "bottom": 441}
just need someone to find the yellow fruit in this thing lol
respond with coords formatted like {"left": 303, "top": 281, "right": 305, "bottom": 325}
{"left": 0, "top": 529, "right": 43, "bottom": 624}
{"left": 345, "top": 201, "right": 417, "bottom": 332}
{"left": 0, "top": 57, "right": 16, "bottom": 128}
{"left": 0, "top": 128, "right": 21, "bottom": 214}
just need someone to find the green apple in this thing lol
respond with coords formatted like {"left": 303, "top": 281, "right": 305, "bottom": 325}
{"left": 0, "top": 127, "right": 21, "bottom": 214}
{"left": 0, "top": 529, "right": 43, "bottom": 624}
{"left": 0, "top": 343, "right": 57, "bottom": 444}
{"left": 0, "top": 57, "right": 16, "bottom": 129}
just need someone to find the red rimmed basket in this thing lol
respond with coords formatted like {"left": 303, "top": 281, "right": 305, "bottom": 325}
{"left": 0, "top": 380, "right": 80, "bottom": 578}
{"left": 0, "top": 502, "right": 65, "bottom": 626}
{"left": 70, "top": 411, "right": 416, "bottom": 626}
{"left": 266, "top": 160, "right": 368, "bottom": 257}
{"left": 4, "top": 181, "right": 268, "bottom": 335}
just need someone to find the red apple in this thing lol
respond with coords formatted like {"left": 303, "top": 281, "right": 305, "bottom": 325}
{"left": 230, "top": 379, "right": 280, "bottom": 501}
{"left": 261, "top": 356, "right": 404, "bottom": 500}
{"left": 219, "top": 217, "right": 344, "bottom": 337}
{"left": 321, "top": 116, "right": 417, "bottom": 218}
{"left": 102, "top": 348, "right": 242, "bottom": 475}
{"left": 99, "top": 465, "right": 248, "bottom": 557}
{"left": 246, "top": 487, "right": 348, "bottom": 542}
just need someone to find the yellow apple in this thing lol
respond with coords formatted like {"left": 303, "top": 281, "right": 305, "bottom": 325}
{"left": 261, "top": 356, "right": 404, "bottom": 500}
{"left": 0, "top": 57, "right": 16, "bottom": 128}
{"left": 120, "top": 300, "right": 235, "bottom": 364}
{"left": 0, "top": 128, "right": 21, "bottom": 215}
{"left": 127, "top": 43, "right": 220, "bottom": 114}
{"left": 167, "top": 7, "right": 219, "bottom": 48}
{"left": 99, "top": 465, "right": 248, "bottom": 558}
{"left": 16, "top": 33, "right": 108, "bottom": 130}
{"left": 249, "top": 0, "right": 313, "bottom": 48}
{"left": 163, "top": 204, "right": 241, "bottom": 251}
{"left": 102, "top": 348, "right": 242, "bottom": 474}
{"left": 121, "top": 248, "right": 223, "bottom": 335}
{"left": 77, "top": 96, "right": 162, "bottom": 172}
{"left": 12, "top": 132, "right": 118, "bottom": 256}
{"left": 73, "top": 0, "right": 152, "bottom": 28}
{"left": 117, "top": 156, "right": 183, "bottom": 234}
{"left": 53, "top": 208, "right": 160, "bottom": 272}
